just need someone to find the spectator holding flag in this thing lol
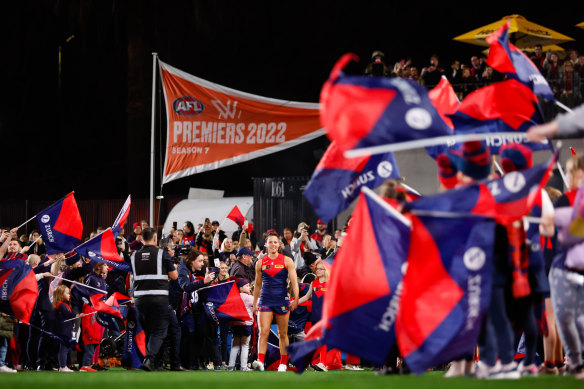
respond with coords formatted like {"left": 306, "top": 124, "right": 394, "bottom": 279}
{"left": 298, "top": 258, "right": 330, "bottom": 372}
{"left": 227, "top": 278, "right": 254, "bottom": 371}
{"left": 53, "top": 285, "right": 78, "bottom": 372}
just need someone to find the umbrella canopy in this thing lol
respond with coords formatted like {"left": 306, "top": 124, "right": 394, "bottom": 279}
{"left": 454, "top": 14, "right": 574, "bottom": 48}
{"left": 481, "top": 44, "right": 565, "bottom": 57}
{"left": 577, "top": 22, "right": 584, "bottom": 30}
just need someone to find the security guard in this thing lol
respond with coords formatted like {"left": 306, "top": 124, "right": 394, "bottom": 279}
{"left": 130, "top": 227, "right": 178, "bottom": 371}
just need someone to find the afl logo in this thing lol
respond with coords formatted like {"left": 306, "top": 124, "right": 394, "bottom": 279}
{"left": 463, "top": 247, "right": 486, "bottom": 271}
{"left": 173, "top": 96, "right": 204, "bottom": 116}
{"left": 206, "top": 302, "right": 214, "bottom": 307}
{"left": 41, "top": 215, "right": 50, "bottom": 224}
{"left": 88, "top": 251, "right": 97, "bottom": 258}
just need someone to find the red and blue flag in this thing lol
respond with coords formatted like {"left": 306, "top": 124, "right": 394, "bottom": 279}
{"left": 396, "top": 214, "right": 495, "bottom": 373}
{"left": 112, "top": 195, "right": 131, "bottom": 238}
{"left": 90, "top": 292, "right": 130, "bottom": 331}
{"left": 450, "top": 79, "right": 543, "bottom": 135}
{"left": 304, "top": 141, "right": 400, "bottom": 223}
{"left": 195, "top": 281, "right": 251, "bottom": 323}
{"left": 486, "top": 22, "right": 554, "bottom": 100}
{"left": 36, "top": 192, "right": 83, "bottom": 255}
{"left": 289, "top": 187, "right": 411, "bottom": 370}
{"left": 122, "top": 306, "right": 146, "bottom": 369}
{"left": 407, "top": 152, "right": 556, "bottom": 225}
{"left": 75, "top": 228, "right": 131, "bottom": 272}
{"left": 226, "top": 206, "right": 253, "bottom": 234}
{"left": 321, "top": 54, "right": 452, "bottom": 153}
{"left": 0, "top": 259, "right": 38, "bottom": 323}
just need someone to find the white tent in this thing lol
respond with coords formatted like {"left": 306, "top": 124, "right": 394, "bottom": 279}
{"left": 163, "top": 197, "right": 253, "bottom": 238}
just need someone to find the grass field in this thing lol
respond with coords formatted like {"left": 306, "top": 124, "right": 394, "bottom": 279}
{"left": 2, "top": 369, "right": 583, "bottom": 389}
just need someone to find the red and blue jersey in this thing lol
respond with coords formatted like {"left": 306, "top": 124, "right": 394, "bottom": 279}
{"left": 259, "top": 254, "right": 289, "bottom": 307}
{"left": 310, "top": 279, "right": 327, "bottom": 324}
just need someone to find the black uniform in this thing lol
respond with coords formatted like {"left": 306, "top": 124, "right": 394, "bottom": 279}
{"left": 130, "top": 244, "right": 175, "bottom": 370}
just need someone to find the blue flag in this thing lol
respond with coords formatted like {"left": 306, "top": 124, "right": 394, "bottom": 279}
{"left": 75, "top": 228, "right": 131, "bottom": 272}
{"left": 195, "top": 281, "right": 251, "bottom": 323}
{"left": 304, "top": 141, "right": 400, "bottom": 223}
{"left": 36, "top": 192, "right": 83, "bottom": 255}
{"left": 396, "top": 214, "right": 494, "bottom": 373}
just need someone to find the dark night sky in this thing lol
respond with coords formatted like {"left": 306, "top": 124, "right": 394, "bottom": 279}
{"left": 1, "top": 1, "right": 582, "bottom": 201}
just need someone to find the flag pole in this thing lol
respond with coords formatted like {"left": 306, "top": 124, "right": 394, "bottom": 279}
{"left": 16, "top": 214, "right": 38, "bottom": 231}
{"left": 554, "top": 100, "right": 573, "bottom": 114}
{"left": 344, "top": 132, "right": 539, "bottom": 158}
{"left": 52, "top": 275, "right": 107, "bottom": 294}
{"left": 149, "top": 53, "right": 159, "bottom": 228}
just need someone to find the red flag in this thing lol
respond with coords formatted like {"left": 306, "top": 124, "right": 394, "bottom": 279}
{"left": 428, "top": 76, "right": 459, "bottom": 130}
{"left": 0, "top": 260, "right": 39, "bottom": 323}
{"left": 226, "top": 206, "right": 253, "bottom": 233}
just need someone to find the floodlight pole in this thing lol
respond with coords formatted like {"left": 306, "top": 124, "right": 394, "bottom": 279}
{"left": 150, "top": 53, "right": 158, "bottom": 228}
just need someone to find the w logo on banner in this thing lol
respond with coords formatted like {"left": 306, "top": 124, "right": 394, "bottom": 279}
{"left": 36, "top": 192, "right": 83, "bottom": 255}
{"left": 75, "top": 228, "right": 131, "bottom": 272}
{"left": 0, "top": 260, "right": 38, "bottom": 324}
{"left": 304, "top": 141, "right": 401, "bottom": 223}
{"left": 321, "top": 54, "right": 452, "bottom": 154}
{"left": 396, "top": 215, "right": 494, "bottom": 374}
{"left": 195, "top": 281, "right": 251, "bottom": 323}
{"left": 112, "top": 195, "right": 131, "bottom": 238}
{"left": 486, "top": 22, "right": 554, "bottom": 100}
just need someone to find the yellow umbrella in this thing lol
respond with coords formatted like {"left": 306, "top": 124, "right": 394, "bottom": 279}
{"left": 577, "top": 22, "right": 584, "bottom": 29}
{"left": 454, "top": 14, "right": 574, "bottom": 48}
{"left": 481, "top": 44, "right": 565, "bottom": 56}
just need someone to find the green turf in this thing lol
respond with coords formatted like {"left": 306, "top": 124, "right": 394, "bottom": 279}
{"left": 1, "top": 369, "right": 582, "bottom": 389}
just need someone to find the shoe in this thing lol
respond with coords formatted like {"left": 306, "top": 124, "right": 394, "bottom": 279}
{"left": 277, "top": 364, "right": 287, "bottom": 372}
{"left": 170, "top": 365, "right": 189, "bottom": 371}
{"left": 345, "top": 364, "right": 364, "bottom": 371}
{"left": 214, "top": 365, "right": 227, "bottom": 371}
{"left": 0, "top": 365, "right": 17, "bottom": 373}
{"left": 475, "top": 361, "right": 500, "bottom": 379}
{"left": 226, "top": 366, "right": 234, "bottom": 371}
{"left": 241, "top": 367, "right": 252, "bottom": 371}
{"left": 93, "top": 364, "right": 108, "bottom": 371}
{"left": 59, "top": 367, "right": 74, "bottom": 373}
{"left": 538, "top": 363, "right": 558, "bottom": 375}
{"left": 252, "top": 360, "right": 264, "bottom": 372}
{"left": 313, "top": 362, "right": 328, "bottom": 372}
{"left": 492, "top": 361, "right": 519, "bottom": 380}
{"left": 79, "top": 366, "right": 97, "bottom": 372}
{"left": 520, "top": 363, "right": 538, "bottom": 377}
{"left": 444, "top": 360, "right": 465, "bottom": 378}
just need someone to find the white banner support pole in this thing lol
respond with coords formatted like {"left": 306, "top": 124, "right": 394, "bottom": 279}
{"left": 149, "top": 53, "right": 158, "bottom": 228}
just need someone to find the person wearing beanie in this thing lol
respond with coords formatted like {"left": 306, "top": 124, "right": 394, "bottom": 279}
{"left": 499, "top": 143, "right": 550, "bottom": 376}
{"left": 450, "top": 140, "right": 492, "bottom": 185}
{"left": 296, "top": 251, "right": 318, "bottom": 284}
{"left": 436, "top": 153, "right": 459, "bottom": 191}
{"left": 499, "top": 143, "right": 533, "bottom": 173}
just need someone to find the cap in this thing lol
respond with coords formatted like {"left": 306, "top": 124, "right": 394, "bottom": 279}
{"left": 133, "top": 222, "right": 140, "bottom": 230}
{"left": 436, "top": 153, "right": 458, "bottom": 189}
{"left": 237, "top": 247, "right": 255, "bottom": 257}
{"left": 451, "top": 141, "right": 491, "bottom": 180}
{"left": 317, "top": 219, "right": 326, "bottom": 225}
{"left": 500, "top": 143, "right": 533, "bottom": 173}
{"left": 303, "top": 251, "right": 318, "bottom": 266}
{"left": 236, "top": 278, "right": 249, "bottom": 288}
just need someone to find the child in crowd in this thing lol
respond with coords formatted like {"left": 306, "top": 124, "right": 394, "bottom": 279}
{"left": 53, "top": 285, "right": 78, "bottom": 372}
{"left": 228, "top": 278, "right": 254, "bottom": 371}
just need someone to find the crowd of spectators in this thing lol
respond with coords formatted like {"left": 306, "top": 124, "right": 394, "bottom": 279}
{"left": 365, "top": 46, "right": 584, "bottom": 109}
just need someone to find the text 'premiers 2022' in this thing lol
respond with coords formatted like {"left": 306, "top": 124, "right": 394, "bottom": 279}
{"left": 171, "top": 121, "right": 287, "bottom": 154}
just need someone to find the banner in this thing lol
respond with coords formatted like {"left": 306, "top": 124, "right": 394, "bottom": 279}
{"left": 159, "top": 61, "right": 324, "bottom": 183}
